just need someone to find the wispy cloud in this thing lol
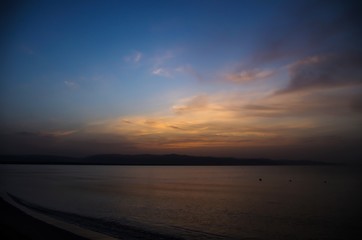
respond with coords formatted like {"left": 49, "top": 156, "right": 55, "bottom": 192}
{"left": 245, "top": 1, "right": 361, "bottom": 69}
{"left": 152, "top": 67, "right": 172, "bottom": 77}
{"left": 172, "top": 95, "right": 210, "bottom": 114}
{"left": 276, "top": 53, "right": 362, "bottom": 94}
{"left": 124, "top": 50, "right": 143, "bottom": 63}
{"left": 151, "top": 64, "right": 203, "bottom": 80}
{"left": 225, "top": 68, "right": 275, "bottom": 83}
{"left": 64, "top": 80, "right": 79, "bottom": 90}
{"left": 148, "top": 50, "right": 204, "bottom": 80}
{"left": 86, "top": 112, "right": 313, "bottom": 151}
{"left": 43, "top": 130, "right": 77, "bottom": 137}
{"left": 149, "top": 50, "right": 177, "bottom": 78}
{"left": 4, "top": 130, "right": 135, "bottom": 156}
{"left": 18, "top": 130, "right": 77, "bottom": 138}
{"left": 25, "top": 83, "right": 357, "bottom": 160}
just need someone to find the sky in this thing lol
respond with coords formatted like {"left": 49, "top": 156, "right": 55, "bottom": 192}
{"left": 1, "top": 0, "right": 361, "bottom": 162}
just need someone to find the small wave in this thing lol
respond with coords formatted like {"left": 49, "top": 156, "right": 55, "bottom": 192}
{"left": 8, "top": 193, "right": 182, "bottom": 240}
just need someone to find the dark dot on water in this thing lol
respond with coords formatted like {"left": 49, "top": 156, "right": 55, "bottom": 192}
{"left": 259, "top": 178, "right": 262, "bottom": 181}
{"left": 324, "top": 180, "right": 327, "bottom": 183}
{"left": 289, "top": 179, "right": 292, "bottom": 182}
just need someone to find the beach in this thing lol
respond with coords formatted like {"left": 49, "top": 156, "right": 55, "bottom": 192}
{"left": 0, "top": 197, "right": 88, "bottom": 240}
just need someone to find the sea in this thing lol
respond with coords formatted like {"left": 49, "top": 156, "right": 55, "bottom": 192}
{"left": 0, "top": 164, "right": 361, "bottom": 240}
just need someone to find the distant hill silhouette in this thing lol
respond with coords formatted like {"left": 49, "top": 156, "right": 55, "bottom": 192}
{"left": 0, "top": 154, "right": 331, "bottom": 166}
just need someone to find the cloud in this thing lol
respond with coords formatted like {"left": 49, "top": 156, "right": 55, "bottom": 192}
{"left": 172, "top": 95, "right": 210, "bottom": 114}
{"left": 64, "top": 80, "right": 79, "bottom": 90}
{"left": 276, "top": 52, "right": 362, "bottom": 94}
{"left": 2, "top": 130, "right": 136, "bottom": 156}
{"left": 231, "top": 87, "right": 362, "bottom": 119}
{"left": 243, "top": 104, "right": 280, "bottom": 111}
{"left": 151, "top": 64, "right": 204, "bottom": 80}
{"left": 17, "top": 130, "right": 77, "bottom": 138}
{"left": 43, "top": 130, "right": 77, "bottom": 137}
{"left": 149, "top": 50, "right": 183, "bottom": 78}
{"left": 86, "top": 109, "right": 317, "bottom": 151}
{"left": 124, "top": 51, "right": 143, "bottom": 63}
{"left": 243, "top": 1, "right": 361, "bottom": 69}
{"left": 152, "top": 67, "right": 172, "bottom": 77}
{"left": 49, "top": 88, "right": 361, "bottom": 161}
{"left": 87, "top": 92, "right": 307, "bottom": 144}
{"left": 225, "top": 68, "right": 275, "bottom": 83}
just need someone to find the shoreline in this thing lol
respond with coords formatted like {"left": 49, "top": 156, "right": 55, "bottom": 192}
{"left": 4, "top": 193, "right": 184, "bottom": 240}
{"left": 0, "top": 197, "right": 89, "bottom": 240}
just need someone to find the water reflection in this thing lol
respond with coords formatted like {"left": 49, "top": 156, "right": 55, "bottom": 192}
{"left": 1, "top": 165, "right": 361, "bottom": 239}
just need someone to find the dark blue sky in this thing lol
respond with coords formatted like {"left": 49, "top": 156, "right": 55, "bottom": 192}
{"left": 1, "top": 0, "right": 361, "bottom": 162}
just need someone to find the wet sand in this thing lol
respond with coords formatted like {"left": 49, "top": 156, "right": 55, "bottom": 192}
{"left": 0, "top": 197, "right": 88, "bottom": 240}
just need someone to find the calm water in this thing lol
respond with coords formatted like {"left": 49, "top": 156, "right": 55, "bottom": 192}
{"left": 1, "top": 165, "right": 361, "bottom": 239}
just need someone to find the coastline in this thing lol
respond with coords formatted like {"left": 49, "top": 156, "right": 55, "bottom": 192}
{"left": 7, "top": 193, "right": 182, "bottom": 240}
{"left": 0, "top": 197, "right": 89, "bottom": 240}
